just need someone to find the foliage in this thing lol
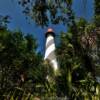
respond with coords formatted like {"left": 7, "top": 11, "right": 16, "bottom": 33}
{"left": 56, "top": 19, "right": 100, "bottom": 99}
{"left": 18, "top": 0, "right": 74, "bottom": 27}
{"left": 0, "top": 0, "right": 100, "bottom": 99}
{"left": 0, "top": 28, "right": 46, "bottom": 99}
{"left": 94, "top": 0, "right": 100, "bottom": 27}
{"left": 0, "top": 15, "right": 10, "bottom": 29}
{"left": 0, "top": 25, "right": 100, "bottom": 99}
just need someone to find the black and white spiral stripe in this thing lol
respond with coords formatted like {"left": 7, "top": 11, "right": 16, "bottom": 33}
{"left": 44, "top": 34, "right": 58, "bottom": 71}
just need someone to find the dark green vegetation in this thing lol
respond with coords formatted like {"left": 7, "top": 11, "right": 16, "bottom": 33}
{"left": 95, "top": 0, "right": 100, "bottom": 27}
{"left": 0, "top": 0, "right": 100, "bottom": 99}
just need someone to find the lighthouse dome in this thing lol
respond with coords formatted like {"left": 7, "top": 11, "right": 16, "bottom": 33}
{"left": 45, "top": 28, "right": 55, "bottom": 37}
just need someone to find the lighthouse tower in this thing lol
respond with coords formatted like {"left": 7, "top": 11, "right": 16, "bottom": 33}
{"left": 44, "top": 28, "right": 58, "bottom": 72}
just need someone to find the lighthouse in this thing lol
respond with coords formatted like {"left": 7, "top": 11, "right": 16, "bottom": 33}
{"left": 44, "top": 28, "right": 58, "bottom": 72}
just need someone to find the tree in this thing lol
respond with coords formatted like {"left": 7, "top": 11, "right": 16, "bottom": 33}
{"left": 95, "top": 0, "right": 100, "bottom": 27}
{"left": 0, "top": 15, "right": 10, "bottom": 29}
{"left": 56, "top": 20, "right": 100, "bottom": 99}
{"left": 18, "top": 0, "right": 73, "bottom": 27}
{"left": 94, "top": 0, "right": 100, "bottom": 77}
{"left": 0, "top": 28, "right": 45, "bottom": 99}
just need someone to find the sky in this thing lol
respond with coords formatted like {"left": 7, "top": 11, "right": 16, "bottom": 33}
{"left": 0, "top": 0, "right": 94, "bottom": 53}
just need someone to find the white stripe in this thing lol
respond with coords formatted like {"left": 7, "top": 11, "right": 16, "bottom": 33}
{"left": 44, "top": 43, "right": 55, "bottom": 60}
{"left": 46, "top": 35, "right": 54, "bottom": 45}
{"left": 51, "top": 59, "right": 58, "bottom": 71}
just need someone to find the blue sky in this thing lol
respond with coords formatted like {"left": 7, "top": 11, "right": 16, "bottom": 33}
{"left": 0, "top": 0, "right": 94, "bottom": 53}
